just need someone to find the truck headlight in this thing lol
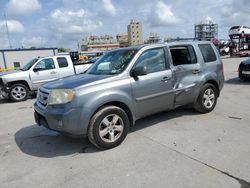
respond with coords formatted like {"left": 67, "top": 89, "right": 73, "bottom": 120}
{"left": 48, "top": 89, "right": 75, "bottom": 105}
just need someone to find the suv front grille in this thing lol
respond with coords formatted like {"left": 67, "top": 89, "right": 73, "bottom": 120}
{"left": 38, "top": 87, "right": 50, "bottom": 107}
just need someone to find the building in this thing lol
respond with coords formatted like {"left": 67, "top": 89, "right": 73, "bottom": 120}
{"left": 145, "top": 32, "right": 161, "bottom": 44}
{"left": 79, "top": 35, "right": 120, "bottom": 51}
{"left": 84, "top": 43, "right": 120, "bottom": 51}
{"left": 0, "top": 48, "right": 57, "bottom": 69}
{"left": 127, "top": 20, "right": 143, "bottom": 46}
{"left": 116, "top": 33, "right": 129, "bottom": 47}
{"left": 195, "top": 21, "right": 218, "bottom": 40}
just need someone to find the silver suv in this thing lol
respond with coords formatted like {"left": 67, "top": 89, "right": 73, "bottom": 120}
{"left": 34, "top": 41, "right": 224, "bottom": 149}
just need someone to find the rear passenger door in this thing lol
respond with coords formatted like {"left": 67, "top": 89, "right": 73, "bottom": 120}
{"left": 170, "top": 45, "right": 202, "bottom": 105}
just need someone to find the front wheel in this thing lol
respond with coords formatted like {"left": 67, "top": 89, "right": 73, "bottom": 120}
{"left": 88, "top": 106, "right": 129, "bottom": 149}
{"left": 194, "top": 83, "right": 218, "bottom": 113}
{"left": 0, "top": 85, "right": 8, "bottom": 100}
{"left": 9, "top": 84, "right": 29, "bottom": 102}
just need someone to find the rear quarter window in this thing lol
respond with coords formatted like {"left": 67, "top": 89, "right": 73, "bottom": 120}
{"left": 198, "top": 44, "right": 217, "bottom": 63}
{"left": 57, "top": 57, "right": 68, "bottom": 68}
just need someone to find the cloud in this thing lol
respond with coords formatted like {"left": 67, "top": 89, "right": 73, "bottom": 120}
{"left": 50, "top": 9, "right": 103, "bottom": 36}
{"left": 0, "top": 20, "right": 24, "bottom": 33}
{"left": 101, "top": 0, "right": 116, "bottom": 16}
{"left": 6, "top": 0, "right": 42, "bottom": 15}
{"left": 148, "top": 1, "right": 181, "bottom": 27}
{"left": 220, "top": 0, "right": 250, "bottom": 27}
{"left": 21, "top": 36, "right": 47, "bottom": 48}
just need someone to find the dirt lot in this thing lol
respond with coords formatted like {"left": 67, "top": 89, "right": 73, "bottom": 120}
{"left": 0, "top": 57, "right": 250, "bottom": 188}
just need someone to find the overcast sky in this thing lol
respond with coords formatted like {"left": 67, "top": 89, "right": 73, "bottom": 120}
{"left": 0, "top": 0, "right": 249, "bottom": 50}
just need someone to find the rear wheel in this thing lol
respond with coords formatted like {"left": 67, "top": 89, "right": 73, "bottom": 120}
{"left": 9, "top": 84, "right": 29, "bottom": 102}
{"left": 88, "top": 106, "right": 129, "bottom": 149}
{"left": 194, "top": 83, "right": 218, "bottom": 113}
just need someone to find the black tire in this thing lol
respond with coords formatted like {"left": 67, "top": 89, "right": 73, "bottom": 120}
{"left": 9, "top": 84, "right": 29, "bottom": 102}
{"left": 194, "top": 83, "right": 218, "bottom": 113}
{"left": 239, "top": 72, "right": 246, "bottom": 81}
{"left": 88, "top": 106, "right": 129, "bottom": 149}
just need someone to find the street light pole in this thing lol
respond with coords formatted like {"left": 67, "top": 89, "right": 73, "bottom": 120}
{"left": 4, "top": 11, "right": 12, "bottom": 48}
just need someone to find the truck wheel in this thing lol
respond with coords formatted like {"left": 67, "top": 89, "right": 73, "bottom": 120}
{"left": 88, "top": 106, "right": 129, "bottom": 149}
{"left": 194, "top": 83, "right": 217, "bottom": 113}
{"left": 9, "top": 84, "right": 29, "bottom": 102}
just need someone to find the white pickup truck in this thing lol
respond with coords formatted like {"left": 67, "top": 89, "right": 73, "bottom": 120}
{"left": 0, "top": 55, "right": 93, "bottom": 102}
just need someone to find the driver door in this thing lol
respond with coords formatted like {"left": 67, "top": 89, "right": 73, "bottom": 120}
{"left": 30, "top": 58, "right": 59, "bottom": 90}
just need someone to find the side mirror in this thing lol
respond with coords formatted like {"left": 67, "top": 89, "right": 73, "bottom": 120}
{"left": 132, "top": 66, "right": 147, "bottom": 76}
{"left": 33, "top": 67, "right": 42, "bottom": 72}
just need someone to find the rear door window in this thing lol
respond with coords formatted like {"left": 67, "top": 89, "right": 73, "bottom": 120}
{"left": 57, "top": 57, "right": 68, "bottom": 68}
{"left": 198, "top": 44, "right": 217, "bottom": 63}
{"left": 170, "top": 45, "right": 197, "bottom": 66}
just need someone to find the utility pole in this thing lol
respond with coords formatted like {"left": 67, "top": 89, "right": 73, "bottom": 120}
{"left": 4, "top": 12, "right": 12, "bottom": 48}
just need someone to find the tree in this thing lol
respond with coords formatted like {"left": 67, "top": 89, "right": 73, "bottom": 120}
{"left": 58, "top": 48, "right": 69, "bottom": 53}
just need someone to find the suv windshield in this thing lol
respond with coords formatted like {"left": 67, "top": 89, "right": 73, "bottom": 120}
{"left": 21, "top": 58, "right": 38, "bottom": 71}
{"left": 230, "top": 26, "right": 240, "bottom": 30}
{"left": 87, "top": 49, "right": 138, "bottom": 75}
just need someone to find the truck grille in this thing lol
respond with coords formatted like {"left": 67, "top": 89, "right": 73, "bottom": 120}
{"left": 38, "top": 87, "right": 50, "bottom": 107}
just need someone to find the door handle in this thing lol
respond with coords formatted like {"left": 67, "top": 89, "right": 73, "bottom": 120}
{"left": 50, "top": 71, "right": 57, "bottom": 74}
{"left": 161, "top": 76, "right": 170, "bottom": 82}
{"left": 193, "top": 69, "right": 201, "bottom": 74}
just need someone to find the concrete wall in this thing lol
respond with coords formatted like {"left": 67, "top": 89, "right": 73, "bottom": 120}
{"left": 0, "top": 49, "right": 58, "bottom": 69}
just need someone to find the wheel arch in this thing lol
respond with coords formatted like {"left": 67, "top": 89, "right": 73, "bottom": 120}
{"left": 7, "top": 80, "right": 31, "bottom": 91}
{"left": 90, "top": 101, "right": 134, "bottom": 127}
{"left": 204, "top": 80, "right": 220, "bottom": 97}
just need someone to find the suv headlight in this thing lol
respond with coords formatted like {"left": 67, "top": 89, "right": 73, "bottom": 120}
{"left": 48, "top": 89, "right": 75, "bottom": 105}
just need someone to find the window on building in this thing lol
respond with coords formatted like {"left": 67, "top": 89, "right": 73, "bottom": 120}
{"left": 13, "top": 62, "right": 20, "bottom": 68}
{"left": 170, "top": 45, "right": 197, "bottom": 66}
{"left": 198, "top": 44, "right": 217, "bottom": 63}
{"left": 57, "top": 57, "right": 68, "bottom": 68}
{"left": 135, "top": 48, "right": 167, "bottom": 74}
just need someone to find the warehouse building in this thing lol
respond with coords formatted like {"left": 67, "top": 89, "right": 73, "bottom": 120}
{"left": 0, "top": 48, "right": 57, "bottom": 69}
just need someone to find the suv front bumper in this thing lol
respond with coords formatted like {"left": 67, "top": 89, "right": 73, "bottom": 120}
{"left": 34, "top": 102, "right": 88, "bottom": 137}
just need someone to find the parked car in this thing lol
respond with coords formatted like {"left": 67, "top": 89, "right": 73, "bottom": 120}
{"left": 238, "top": 58, "right": 250, "bottom": 80}
{"left": 34, "top": 42, "right": 224, "bottom": 149}
{"left": 229, "top": 26, "right": 250, "bottom": 37}
{"left": 0, "top": 55, "right": 93, "bottom": 102}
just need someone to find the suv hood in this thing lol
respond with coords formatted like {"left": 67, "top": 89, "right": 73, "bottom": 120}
{"left": 42, "top": 74, "right": 111, "bottom": 90}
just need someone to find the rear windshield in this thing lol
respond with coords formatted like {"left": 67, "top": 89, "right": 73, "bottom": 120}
{"left": 230, "top": 26, "right": 240, "bottom": 30}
